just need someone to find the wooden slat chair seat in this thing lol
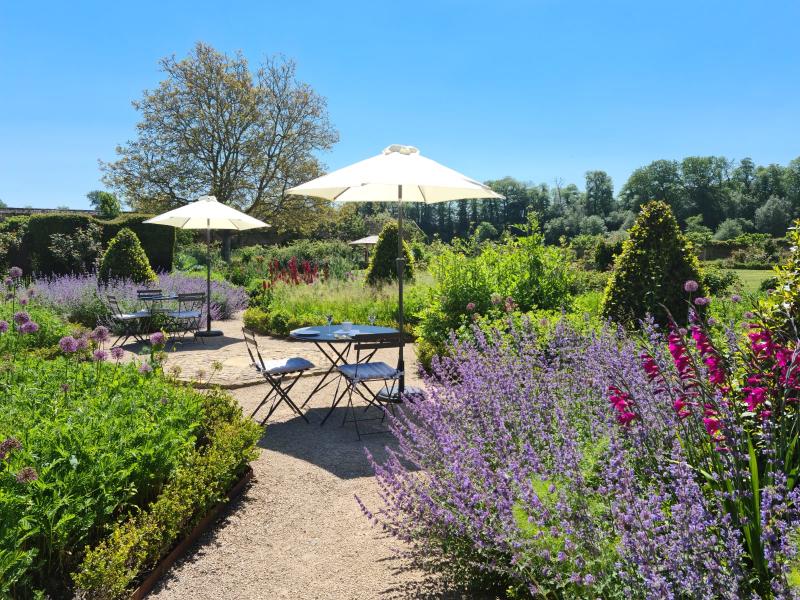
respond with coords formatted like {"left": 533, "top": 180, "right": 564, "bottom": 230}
{"left": 243, "top": 328, "right": 315, "bottom": 425}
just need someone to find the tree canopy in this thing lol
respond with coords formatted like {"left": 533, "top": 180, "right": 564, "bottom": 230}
{"left": 101, "top": 42, "right": 338, "bottom": 234}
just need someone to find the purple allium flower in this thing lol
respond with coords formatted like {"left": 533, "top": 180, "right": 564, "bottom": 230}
{"left": 149, "top": 331, "right": 166, "bottom": 346}
{"left": 12, "top": 311, "right": 29, "bottom": 325}
{"left": 0, "top": 320, "right": 8, "bottom": 334}
{"left": 19, "top": 321, "right": 38, "bottom": 334}
{"left": 92, "top": 349, "right": 108, "bottom": 362}
{"left": 61, "top": 383, "right": 70, "bottom": 393}
{"left": 490, "top": 293, "right": 502, "bottom": 305}
{"left": 15, "top": 466, "right": 38, "bottom": 483}
{"left": 731, "top": 294, "right": 741, "bottom": 303}
{"left": 0, "top": 437, "right": 22, "bottom": 461}
{"left": 684, "top": 280, "right": 699, "bottom": 292}
{"left": 110, "top": 346, "right": 125, "bottom": 360}
{"left": 693, "top": 297, "right": 710, "bottom": 306}
{"left": 3, "top": 277, "right": 12, "bottom": 287}
{"left": 27, "top": 287, "right": 36, "bottom": 298}
{"left": 90, "top": 326, "right": 110, "bottom": 343}
{"left": 138, "top": 362, "right": 153, "bottom": 374}
{"left": 76, "top": 336, "right": 89, "bottom": 351}
{"left": 19, "top": 297, "right": 28, "bottom": 306}
{"left": 466, "top": 302, "right": 476, "bottom": 312}
{"left": 8, "top": 266, "right": 22, "bottom": 279}
{"left": 59, "top": 336, "right": 79, "bottom": 353}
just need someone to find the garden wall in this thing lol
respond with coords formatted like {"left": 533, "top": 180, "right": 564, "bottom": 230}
{"left": 2, "top": 212, "right": 175, "bottom": 274}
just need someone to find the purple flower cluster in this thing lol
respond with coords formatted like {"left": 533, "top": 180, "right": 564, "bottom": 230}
{"left": 31, "top": 272, "right": 248, "bottom": 325}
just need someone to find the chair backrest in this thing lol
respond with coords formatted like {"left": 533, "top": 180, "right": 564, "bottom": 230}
{"left": 106, "top": 294, "right": 123, "bottom": 315}
{"left": 137, "top": 289, "right": 162, "bottom": 299}
{"left": 242, "top": 328, "right": 265, "bottom": 370}
{"left": 351, "top": 332, "right": 402, "bottom": 353}
{"left": 177, "top": 292, "right": 205, "bottom": 312}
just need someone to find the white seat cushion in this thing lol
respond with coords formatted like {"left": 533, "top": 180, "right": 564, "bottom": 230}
{"left": 338, "top": 362, "right": 399, "bottom": 382}
{"left": 258, "top": 357, "right": 315, "bottom": 375}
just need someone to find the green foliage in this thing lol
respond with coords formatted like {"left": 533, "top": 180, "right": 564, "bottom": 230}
{"left": 48, "top": 222, "right": 102, "bottom": 273}
{"left": 756, "top": 222, "right": 800, "bottom": 338}
{"left": 2, "top": 213, "right": 174, "bottom": 275}
{"left": 98, "top": 228, "right": 157, "bottom": 284}
{"left": 72, "top": 390, "right": 259, "bottom": 599}
{"left": 594, "top": 236, "right": 625, "bottom": 270}
{"left": 0, "top": 355, "right": 205, "bottom": 598}
{"left": 0, "top": 216, "right": 29, "bottom": 269}
{"left": 365, "top": 221, "right": 414, "bottom": 286}
{"left": 755, "top": 195, "right": 793, "bottom": 236}
{"left": 86, "top": 191, "right": 121, "bottom": 220}
{"left": 416, "top": 218, "right": 574, "bottom": 359}
{"left": 601, "top": 200, "right": 704, "bottom": 325}
{"left": 473, "top": 221, "right": 498, "bottom": 242}
{"left": 242, "top": 274, "right": 430, "bottom": 336}
{"left": 701, "top": 264, "right": 741, "bottom": 296}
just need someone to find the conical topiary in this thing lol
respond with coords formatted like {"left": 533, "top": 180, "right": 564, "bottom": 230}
{"left": 99, "top": 228, "right": 157, "bottom": 284}
{"left": 601, "top": 200, "right": 703, "bottom": 326}
{"left": 365, "top": 221, "right": 414, "bottom": 286}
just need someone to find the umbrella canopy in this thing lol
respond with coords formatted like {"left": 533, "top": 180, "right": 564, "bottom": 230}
{"left": 348, "top": 235, "right": 380, "bottom": 246}
{"left": 287, "top": 144, "right": 502, "bottom": 204}
{"left": 144, "top": 195, "right": 268, "bottom": 337}
{"left": 287, "top": 145, "right": 502, "bottom": 395}
{"left": 144, "top": 195, "right": 268, "bottom": 230}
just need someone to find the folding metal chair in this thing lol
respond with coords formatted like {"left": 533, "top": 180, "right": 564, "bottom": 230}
{"left": 242, "top": 328, "right": 315, "bottom": 425}
{"left": 106, "top": 294, "right": 149, "bottom": 346}
{"left": 331, "top": 332, "right": 405, "bottom": 440}
{"left": 166, "top": 292, "right": 205, "bottom": 342}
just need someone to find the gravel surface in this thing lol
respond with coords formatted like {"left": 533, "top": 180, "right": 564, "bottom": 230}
{"left": 148, "top": 344, "right": 463, "bottom": 599}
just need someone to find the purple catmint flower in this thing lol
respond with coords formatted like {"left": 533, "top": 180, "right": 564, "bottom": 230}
{"left": 138, "top": 362, "right": 153, "bottom": 374}
{"left": 15, "top": 466, "right": 38, "bottom": 483}
{"left": 59, "top": 336, "right": 79, "bottom": 353}
{"left": 12, "top": 311, "right": 29, "bottom": 325}
{"left": 684, "top": 280, "right": 699, "bottom": 292}
{"left": 694, "top": 297, "right": 710, "bottom": 306}
{"left": 19, "top": 321, "right": 38, "bottom": 334}
{"left": 110, "top": 346, "right": 125, "bottom": 360}
{"left": 149, "top": 331, "right": 166, "bottom": 346}
{"left": 92, "top": 349, "right": 108, "bottom": 362}
{"left": 90, "top": 326, "right": 110, "bottom": 343}
{"left": 0, "top": 320, "right": 8, "bottom": 334}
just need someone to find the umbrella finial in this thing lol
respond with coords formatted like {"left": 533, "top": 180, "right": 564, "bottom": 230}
{"left": 383, "top": 144, "right": 418, "bottom": 156}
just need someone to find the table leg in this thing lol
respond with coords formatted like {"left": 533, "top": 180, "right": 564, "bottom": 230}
{"left": 299, "top": 342, "right": 351, "bottom": 411}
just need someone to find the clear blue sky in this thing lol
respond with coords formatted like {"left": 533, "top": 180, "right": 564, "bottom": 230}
{"left": 1, "top": 0, "right": 799, "bottom": 209}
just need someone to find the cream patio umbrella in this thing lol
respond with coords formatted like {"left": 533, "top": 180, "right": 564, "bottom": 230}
{"left": 287, "top": 144, "right": 503, "bottom": 392}
{"left": 145, "top": 195, "right": 269, "bottom": 337}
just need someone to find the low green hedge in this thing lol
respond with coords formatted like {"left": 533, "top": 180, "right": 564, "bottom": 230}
{"left": 73, "top": 390, "right": 260, "bottom": 599}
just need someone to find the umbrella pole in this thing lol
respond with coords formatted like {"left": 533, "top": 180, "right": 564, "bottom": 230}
{"left": 397, "top": 185, "right": 405, "bottom": 393}
{"left": 197, "top": 222, "right": 223, "bottom": 337}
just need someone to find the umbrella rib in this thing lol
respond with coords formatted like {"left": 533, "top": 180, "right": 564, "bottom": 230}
{"left": 418, "top": 186, "right": 428, "bottom": 203}
{"left": 332, "top": 188, "right": 350, "bottom": 201}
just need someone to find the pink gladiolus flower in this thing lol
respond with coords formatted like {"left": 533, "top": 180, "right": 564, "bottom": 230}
{"left": 640, "top": 354, "right": 660, "bottom": 380}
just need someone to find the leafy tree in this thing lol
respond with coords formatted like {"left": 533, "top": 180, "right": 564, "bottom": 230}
{"left": 755, "top": 195, "right": 793, "bottom": 236}
{"left": 714, "top": 218, "right": 746, "bottom": 240}
{"left": 685, "top": 214, "right": 712, "bottom": 236}
{"left": 619, "top": 159, "right": 688, "bottom": 218}
{"left": 101, "top": 42, "right": 338, "bottom": 239}
{"left": 732, "top": 157, "right": 756, "bottom": 193}
{"left": 584, "top": 170, "right": 614, "bottom": 216}
{"left": 99, "top": 228, "right": 157, "bottom": 284}
{"left": 49, "top": 222, "right": 103, "bottom": 273}
{"left": 365, "top": 221, "right": 414, "bottom": 286}
{"left": 0, "top": 198, "right": 6, "bottom": 208}
{"left": 87, "top": 190, "right": 121, "bottom": 219}
{"left": 601, "top": 201, "right": 703, "bottom": 326}
{"left": 579, "top": 215, "right": 607, "bottom": 235}
{"left": 680, "top": 156, "right": 730, "bottom": 229}
{"left": 753, "top": 164, "right": 787, "bottom": 204}
{"left": 473, "top": 221, "right": 499, "bottom": 242}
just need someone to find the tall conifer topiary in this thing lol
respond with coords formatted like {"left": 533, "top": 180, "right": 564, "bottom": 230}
{"left": 365, "top": 221, "right": 414, "bottom": 286}
{"left": 99, "top": 228, "right": 157, "bottom": 284}
{"left": 601, "top": 200, "right": 703, "bottom": 325}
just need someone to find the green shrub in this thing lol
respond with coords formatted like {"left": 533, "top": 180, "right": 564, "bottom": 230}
{"left": 101, "top": 214, "right": 175, "bottom": 273}
{"left": 98, "top": 228, "right": 157, "bottom": 284}
{"left": 365, "top": 221, "right": 414, "bottom": 286}
{"left": 594, "top": 237, "right": 624, "bottom": 270}
{"left": 0, "top": 216, "right": 29, "bottom": 269}
{"left": 601, "top": 201, "right": 703, "bottom": 326}
{"left": 701, "top": 264, "right": 741, "bottom": 296}
{"left": 72, "top": 390, "right": 260, "bottom": 599}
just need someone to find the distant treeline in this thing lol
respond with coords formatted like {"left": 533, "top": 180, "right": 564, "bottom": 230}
{"left": 350, "top": 156, "right": 800, "bottom": 243}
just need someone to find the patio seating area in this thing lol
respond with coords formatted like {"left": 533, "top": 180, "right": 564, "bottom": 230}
{"left": 106, "top": 290, "right": 206, "bottom": 345}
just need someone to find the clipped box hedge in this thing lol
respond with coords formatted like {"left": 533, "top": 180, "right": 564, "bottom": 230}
{"left": 3, "top": 212, "right": 175, "bottom": 274}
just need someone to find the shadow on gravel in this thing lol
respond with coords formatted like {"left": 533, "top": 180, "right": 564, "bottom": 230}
{"left": 257, "top": 406, "right": 406, "bottom": 479}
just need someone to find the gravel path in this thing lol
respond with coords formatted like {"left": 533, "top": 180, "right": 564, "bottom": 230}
{"left": 148, "top": 341, "right": 458, "bottom": 599}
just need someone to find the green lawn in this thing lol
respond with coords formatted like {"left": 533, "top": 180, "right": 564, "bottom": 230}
{"left": 732, "top": 268, "right": 773, "bottom": 293}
